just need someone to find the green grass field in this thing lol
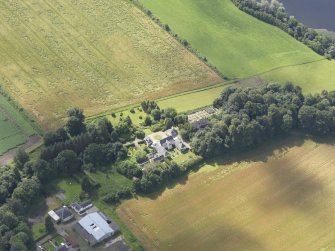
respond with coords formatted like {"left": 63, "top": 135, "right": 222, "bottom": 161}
{"left": 261, "top": 60, "right": 335, "bottom": 93}
{"left": 0, "top": 94, "right": 37, "bottom": 155}
{"left": 157, "top": 83, "right": 228, "bottom": 112}
{"left": 139, "top": 0, "right": 321, "bottom": 79}
{"left": 0, "top": 0, "right": 221, "bottom": 130}
{"left": 139, "top": 0, "right": 335, "bottom": 93}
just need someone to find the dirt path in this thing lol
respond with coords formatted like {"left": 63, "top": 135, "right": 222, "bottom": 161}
{"left": 0, "top": 134, "right": 42, "bottom": 166}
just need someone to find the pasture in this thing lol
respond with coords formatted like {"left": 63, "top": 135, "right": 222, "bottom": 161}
{"left": 118, "top": 136, "right": 335, "bottom": 250}
{"left": 139, "top": 0, "right": 321, "bottom": 79}
{"left": 261, "top": 60, "right": 335, "bottom": 94}
{"left": 0, "top": 94, "right": 37, "bottom": 155}
{"left": 0, "top": 0, "right": 221, "bottom": 131}
{"left": 139, "top": 0, "right": 335, "bottom": 92}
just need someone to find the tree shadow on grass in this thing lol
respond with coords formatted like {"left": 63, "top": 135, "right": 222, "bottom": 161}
{"left": 260, "top": 151, "right": 332, "bottom": 216}
{"left": 182, "top": 222, "right": 264, "bottom": 251}
{"left": 142, "top": 133, "right": 307, "bottom": 200}
{"left": 142, "top": 174, "right": 189, "bottom": 200}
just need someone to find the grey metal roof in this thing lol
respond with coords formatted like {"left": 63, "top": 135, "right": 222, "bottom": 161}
{"left": 55, "top": 206, "right": 73, "bottom": 221}
{"left": 78, "top": 212, "right": 115, "bottom": 241}
{"left": 80, "top": 200, "right": 92, "bottom": 208}
{"left": 71, "top": 203, "right": 83, "bottom": 212}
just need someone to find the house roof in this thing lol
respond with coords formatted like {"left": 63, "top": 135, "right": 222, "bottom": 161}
{"left": 78, "top": 212, "right": 115, "bottom": 242}
{"left": 165, "top": 128, "right": 178, "bottom": 137}
{"left": 54, "top": 244, "right": 68, "bottom": 251}
{"left": 81, "top": 200, "right": 93, "bottom": 208}
{"left": 71, "top": 203, "right": 83, "bottom": 212}
{"left": 159, "top": 135, "right": 173, "bottom": 144}
{"left": 55, "top": 206, "right": 73, "bottom": 221}
{"left": 175, "top": 139, "right": 186, "bottom": 149}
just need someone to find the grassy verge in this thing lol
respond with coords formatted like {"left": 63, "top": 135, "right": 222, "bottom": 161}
{"left": 0, "top": 93, "right": 39, "bottom": 155}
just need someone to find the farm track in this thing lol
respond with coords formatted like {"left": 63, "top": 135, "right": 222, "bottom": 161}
{"left": 0, "top": 134, "right": 42, "bottom": 166}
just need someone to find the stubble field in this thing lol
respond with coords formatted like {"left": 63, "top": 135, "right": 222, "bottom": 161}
{"left": 0, "top": 0, "right": 221, "bottom": 130}
{"left": 118, "top": 137, "right": 335, "bottom": 250}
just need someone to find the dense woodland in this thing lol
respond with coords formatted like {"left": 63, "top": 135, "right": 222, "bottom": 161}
{"left": 191, "top": 83, "right": 335, "bottom": 156}
{"left": 232, "top": 0, "right": 335, "bottom": 59}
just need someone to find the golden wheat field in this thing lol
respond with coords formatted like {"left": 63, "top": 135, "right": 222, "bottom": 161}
{"left": 118, "top": 137, "right": 335, "bottom": 250}
{"left": 0, "top": 0, "right": 220, "bottom": 130}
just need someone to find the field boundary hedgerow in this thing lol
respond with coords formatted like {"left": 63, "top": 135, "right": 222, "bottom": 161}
{"left": 130, "top": 0, "right": 229, "bottom": 81}
{"left": 0, "top": 86, "right": 43, "bottom": 134}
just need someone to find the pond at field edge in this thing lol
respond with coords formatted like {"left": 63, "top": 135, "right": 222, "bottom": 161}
{"left": 280, "top": 0, "right": 335, "bottom": 32}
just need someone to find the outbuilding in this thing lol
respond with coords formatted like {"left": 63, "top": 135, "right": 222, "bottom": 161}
{"left": 74, "top": 212, "right": 119, "bottom": 246}
{"left": 48, "top": 210, "right": 61, "bottom": 223}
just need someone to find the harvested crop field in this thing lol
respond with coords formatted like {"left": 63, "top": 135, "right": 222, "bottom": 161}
{"left": 0, "top": 0, "right": 221, "bottom": 130}
{"left": 118, "top": 136, "right": 335, "bottom": 250}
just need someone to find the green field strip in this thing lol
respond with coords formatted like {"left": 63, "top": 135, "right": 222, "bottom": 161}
{"left": 138, "top": 0, "right": 321, "bottom": 79}
{"left": 0, "top": 133, "right": 27, "bottom": 155}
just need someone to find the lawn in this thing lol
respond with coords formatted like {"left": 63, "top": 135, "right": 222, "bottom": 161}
{"left": 45, "top": 177, "right": 83, "bottom": 204}
{"left": 139, "top": 0, "right": 321, "bottom": 79}
{"left": 86, "top": 166, "right": 133, "bottom": 198}
{"left": 0, "top": 94, "right": 38, "bottom": 154}
{"left": 0, "top": 0, "right": 221, "bottom": 130}
{"left": 138, "top": 0, "right": 335, "bottom": 93}
{"left": 157, "top": 83, "right": 228, "bottom": 113}
{"left": 32, "top": 222, "right": 47, "bottom": 242}
{"left": 261, "top": 60, "right": 335, "bottom": 94}
{"left": 118, "top": 135, "right": 335, "bottom": 250}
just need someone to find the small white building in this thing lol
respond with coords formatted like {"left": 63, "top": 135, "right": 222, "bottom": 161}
{"left": 48, "top": 210, "right": 60, "bottom": 223}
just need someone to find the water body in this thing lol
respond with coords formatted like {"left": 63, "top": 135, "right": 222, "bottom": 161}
{"left": 280, "top": 0, "right": 335, "bottom": 31}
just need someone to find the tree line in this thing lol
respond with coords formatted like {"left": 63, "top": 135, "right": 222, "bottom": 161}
{"left": 232, "top": 0, "right": 335, "bottom": 59}
{"left": 0, "top": 108, "right": 131, "bottom": 250}
{"left": 0, "top": 169, "right": 40, "bottom": 250}
{"left": 192, "top": 83, "right": 335, "bottom": 156}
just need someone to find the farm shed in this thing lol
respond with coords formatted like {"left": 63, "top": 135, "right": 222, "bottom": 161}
{"left": 74, "top": 212, "right": 119, "bottom": 246}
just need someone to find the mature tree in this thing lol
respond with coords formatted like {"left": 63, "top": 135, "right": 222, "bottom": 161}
{"left": 53, "top": 150, "right": 81, "bottom": 175}
{"left": 144, "top": 116, "right": 152, "bottom": 126}
{"left": 12, "top": 177, "right": 40, "bottom": 208}
{"left": 44, "top": 128, "right": 69, "bottom": 146}
{"left": 116, "top": 160, "right": 142, "bottom": 179}
{"left": 135, "top": 150, "right": 147, "bottom": 163}
{"left": 135, "top": 130, "right": 145, "bottom": 140}
{"left": 98, "top": 118, "right": 113, "bottom": 142}
{"left": 31, "top": 160, "right": 52, "bottom": 183}
{"left": 13, "top": 148, "right": 29, "bottom": 171}
{"left": 164, "top": 118, "right": 174, "bottom": 130}
{"left": 162, "top": 108, "right": 177, "bottom": 120}
{"left": 66, "top": 107, "right": 86, "bottom": 136}
{"left": 151, "top": 109, "right": 161, "bottom": 121}
{"left": 0, "top": 166, "right": 21, "bottom": 204}
{"left": 45, "top": 217, "right": 54, "bottom": 233}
